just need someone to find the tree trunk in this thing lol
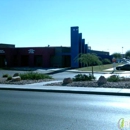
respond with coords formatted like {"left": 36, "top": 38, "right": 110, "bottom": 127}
{"left": 92, "top": 66, "right": 94, "bottom": 76}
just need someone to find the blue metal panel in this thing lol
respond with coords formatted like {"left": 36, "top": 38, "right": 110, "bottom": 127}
{"left": 79, "top": 33, "right": 82, "bottom": 54}
{"left": 85, "top": 44, "right": 88, "bottom": 53}
{"left": 82, "top": 39, "right": 85, "bottom": 54}
{"left": 71, "top": 27, "right": 79, "bottom": 68}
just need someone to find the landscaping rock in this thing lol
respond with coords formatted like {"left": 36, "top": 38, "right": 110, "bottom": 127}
{"left": 97, "top": 76, "right": 107, "bottom": 86}
{"left": 63, "top": 78, "right": 73, "bottom": 85}
{"left": 12, "top": 76, "right": 21, "bottom": 82}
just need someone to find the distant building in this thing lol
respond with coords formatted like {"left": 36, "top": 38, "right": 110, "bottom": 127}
{"left": 0, "top": 43, "right": 15, "bottom": 48}
{"left": 0, "top": 26, "right": 112, "bottom": 68}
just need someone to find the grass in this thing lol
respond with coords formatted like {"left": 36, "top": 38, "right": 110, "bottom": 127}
{"left": 73, "top": 74, "right": 95, "bottom": 81}
{"left": 78, "top": 63, "right": 123, "bottom": 72}
{"left": 2, "top": 74, "right": 9, "bottom": 78}
{"left": 19, "top": 72, "right": 53, "bottom": 80}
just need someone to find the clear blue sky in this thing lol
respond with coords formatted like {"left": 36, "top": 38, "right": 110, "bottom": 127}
{"left": 0, "top": 0, "right": 130, "bottom": 54}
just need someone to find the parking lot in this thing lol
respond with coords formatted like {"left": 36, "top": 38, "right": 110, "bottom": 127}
{"left": 0, "top": 68, "right": 130, "bottom": 81}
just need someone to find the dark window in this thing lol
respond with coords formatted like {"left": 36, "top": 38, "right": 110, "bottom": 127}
{"left": 21, "top": 55, "right": 29, "bottom": 67}
{"left": 34, "top": 55, "right": 42, "bottom": 67}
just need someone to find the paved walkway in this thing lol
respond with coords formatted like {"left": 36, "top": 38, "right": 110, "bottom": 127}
{"left": 67, "top": 68, "right": 130, "bottom": 74}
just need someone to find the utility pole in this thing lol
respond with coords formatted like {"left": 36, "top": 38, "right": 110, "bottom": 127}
{"left": 122, "top": 47, "right": 123, "bottom": 58}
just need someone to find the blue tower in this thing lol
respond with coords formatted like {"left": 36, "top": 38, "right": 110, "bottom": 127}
{"left": 85, "top": 44, "right": 88, "bottom": 53}
{"left": 71, "top": 26, "right": 79, "bottom": 68}
{"left": 71, "top": 26, "right": 88, "bottom": 68}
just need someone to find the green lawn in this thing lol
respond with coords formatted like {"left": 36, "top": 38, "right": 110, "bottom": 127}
{"left": 78, "top": 63, "right": 123, "bottom": 72}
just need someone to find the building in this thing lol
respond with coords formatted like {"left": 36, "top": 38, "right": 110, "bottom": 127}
{"left": 0, "top": 45, "right": 71, "bottom": 68}
{"left": 0, "top": 26, "right": 112, "bottom": 68}
{"left": 0, "top": 43, "right": 15, "bottom": 48}
{"left": 0, "top": 45, "right": 55, "bottom": 68}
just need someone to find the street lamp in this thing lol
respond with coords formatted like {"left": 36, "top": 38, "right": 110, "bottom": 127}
{"left": 122, "top": 47, "right": 123, "bottom": 58}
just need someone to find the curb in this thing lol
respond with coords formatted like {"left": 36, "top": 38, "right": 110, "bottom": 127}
{"left": 66, "top": 70, "right": 129, "bottom": 75}
{"left": 45, "top": 68, "right": 71, "bottom": 75}
{"left": 66, "top": 70, "right": 112, "bottom": 74}
{"left": 0, "top": 87, "right": 130, "bottom": 96}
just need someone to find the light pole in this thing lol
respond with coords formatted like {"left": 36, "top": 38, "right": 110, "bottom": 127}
{"left": 122, "top": 47, "right": 123, "bottom": 58}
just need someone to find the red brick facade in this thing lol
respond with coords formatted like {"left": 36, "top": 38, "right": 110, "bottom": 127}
{"left": 0, "top": 47, "right": 55, "bottom": 68}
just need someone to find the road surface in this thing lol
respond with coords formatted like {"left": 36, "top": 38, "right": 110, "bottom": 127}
{"left": 0, "top": 90, "right": 130, "bottom": 130}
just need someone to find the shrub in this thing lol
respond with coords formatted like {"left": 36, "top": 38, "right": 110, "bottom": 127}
{"left": 89, "top": 74, "right": 96, "bottom": 80}
{"left": 107, "top": 75, "right": 120, "bottom": 82}
{"left": 120, "top": 76, "right": 130, "bottom": 81}
{"left": 73, "top": 74, "right": 95, "bottom": 81}
{"left": 7, "top": 76, "right": 12, "bottom": 80}
{"left": 102, "top": 58, "right": 111, "bottom": 64}
{"left": 2, "top": 74, "right": 9, "bottom": 78}
{"left": 13, "top": 73, "right": 20, "bottom": 77}
{"left": 19, "top": 72, "right": 53, "bottom": 80}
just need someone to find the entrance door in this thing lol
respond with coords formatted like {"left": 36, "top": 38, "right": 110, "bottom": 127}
{"left": 62, "top": 55, "right": 71, "bottom": 67}
{"left": 21, "top": 55, "right": 29, "bottom": 67}
{"left": 0, "top": 55, "right": 5, "bottom": 67}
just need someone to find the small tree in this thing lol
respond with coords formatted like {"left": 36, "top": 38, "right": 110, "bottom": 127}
{"left": 125, "top": 50, "right": 130, "bottom": 59}
{"left": 111, "top": 52, "right": 122, "bottom": 63}
{"left": 111, "top": 53, "right": 121, "bottom": 59}
{"left": 77, "top": 53, "right": 102, "bottom": 76}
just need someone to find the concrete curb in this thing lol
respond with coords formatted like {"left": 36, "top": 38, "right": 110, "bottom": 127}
{"left": 66, "top": 70, "right": 110, "bottom": 74}
{"left": 46, "top": 68, "right": 71, "bottom": 75}
{"left": 66, "top": 70, "right": 130, "bottom": 74}
{"left": 0, "top": 87, "right": 130, "bottom": 96}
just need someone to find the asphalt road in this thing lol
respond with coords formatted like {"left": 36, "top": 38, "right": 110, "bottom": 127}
{"left": 50, "top": 71, "right": 104, "bottom": 80}
{"left": 0, "top": 90, "right": 130, "bottom": 130}
{"left": 50, "top": 71, "right": 130, "bottom": 80}
{"left": 1, "top": 69, "right": 130, "bottom": 81}
{"left": 0, "top": 70, "right": 105, "bottom": 80}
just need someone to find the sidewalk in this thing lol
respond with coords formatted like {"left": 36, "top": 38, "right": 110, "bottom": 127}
{"left": 0, "top": 80, "right": 130, "bottom": 96}
{"left": 0, "top": 68, "right": 130, "bottom": 96}
{"left": 67, "top": 68, "right": 130, "bottom": 74}
{"left": 0, "top": 68, "right": 70, "bottom": 77}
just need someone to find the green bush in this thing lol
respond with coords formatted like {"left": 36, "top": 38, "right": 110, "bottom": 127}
{"left": 2, "top": 74, "right": 9, "bottom": 78}
{"left": 102, "top": 58, "right": 111, "bottom": 64}
{"left": 7, "top": 76, "right": 12, "bottom": 80}
{"left": 13, "top": 73, "right": 20, "bottom": 77}
{"left": 107, "top": 75, "right": 120, "bottom": 82}
{"left": 73, "top": 74, "right": 95, "bottom": 81}
{"left": 19, "top": 72, "right": 53, "bottom": 80}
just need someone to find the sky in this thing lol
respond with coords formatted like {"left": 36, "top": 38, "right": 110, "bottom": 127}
{"left": 0, "top": 0, "right": 130, "bottom": 54}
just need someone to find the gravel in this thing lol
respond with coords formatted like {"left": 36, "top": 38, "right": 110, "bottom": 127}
{"left": 1, "top": 78, "right": 130, "bottom": 89}
{"left": 45, "top": 80, "right": 130, "bottom": 89}
{"left": 0, "top": 78, "right": 54, "bottom": 85}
